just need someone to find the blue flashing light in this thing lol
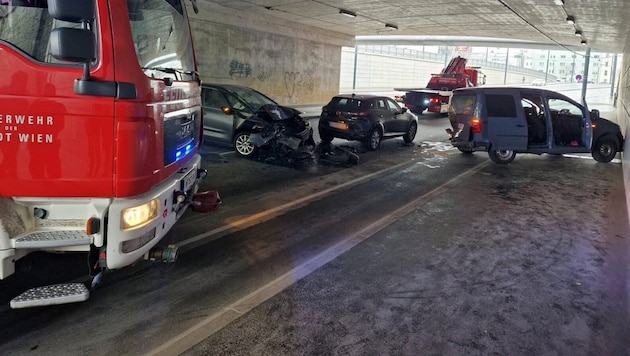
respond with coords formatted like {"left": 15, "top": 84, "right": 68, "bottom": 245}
{"left": 174, "top": 142, "right": 195, "bottom": 162}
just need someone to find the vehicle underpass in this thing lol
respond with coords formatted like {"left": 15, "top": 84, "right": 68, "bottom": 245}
{"left": 1, "top": 93, "right": 628, "bottom": 353}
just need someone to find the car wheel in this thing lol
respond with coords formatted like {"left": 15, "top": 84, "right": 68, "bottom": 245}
{"left": 403, "top": 121, "right": 418, "bottom": 143}
{"left": 234, "top": 131, "right": 257, "bottom": 157}
{"left": 365, "top": 128, "right": 382, "bottom": 151}
{"left": 591, "top": 135, "right": 618, "bottom": 163}
{"left": 319, "top": 130, "right": 334, "bottom": 144}
{"left": 488, "top": 148, "right": 516, "bottom": 164}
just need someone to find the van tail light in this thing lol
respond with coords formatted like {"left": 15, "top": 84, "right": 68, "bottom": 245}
{"left": 471, "top": 117, "right": 482, "bottom": 133}
{"left": 322, "top": 105, "right": 328, "bottom": 112}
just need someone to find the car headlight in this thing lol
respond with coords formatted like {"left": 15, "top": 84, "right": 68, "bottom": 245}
{"left": 121, "top": 199, "right": 159, "bottom": 230}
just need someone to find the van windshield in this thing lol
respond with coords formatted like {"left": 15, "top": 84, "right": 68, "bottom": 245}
{"left": 450, "top": 94, "right": 476, "bottom": 115}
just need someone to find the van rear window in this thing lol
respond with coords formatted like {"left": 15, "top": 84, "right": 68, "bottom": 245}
{"left": 450, "top": 95, "right": 476, "bottom": 115}
{"left": 486, "top": 94, "right": 517, "bottom": 117}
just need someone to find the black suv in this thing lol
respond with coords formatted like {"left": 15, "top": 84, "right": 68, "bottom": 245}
{"left": 318, "top": 94, "right": 418, "bottom": 150}
{"left": 446, "top": 87, "right": 623, "bottom": 163}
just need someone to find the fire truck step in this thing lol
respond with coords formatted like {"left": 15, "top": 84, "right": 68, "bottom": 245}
{"left": 15, "top": 230, "right": 91, "bottom": 249}
{"left": 10, "top": 283, "right": 90, "bottom": 309}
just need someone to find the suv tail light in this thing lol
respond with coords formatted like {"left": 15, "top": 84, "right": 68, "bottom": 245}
{"left": 353, "top": 111, "right": 370, "bottom": 117}
{"left": 471, "top": 117, "right": 482, "bottom": 133}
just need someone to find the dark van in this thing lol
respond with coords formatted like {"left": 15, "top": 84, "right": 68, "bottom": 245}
{"left": 446, "top": 87, "right": 623, "bottom": 163}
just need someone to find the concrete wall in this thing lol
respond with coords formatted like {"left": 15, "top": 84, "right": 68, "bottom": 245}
{"left": 619, "top": 39, "right": 630, "bottom": 217}
{"left": 187, "top": 2, "right": 353, "bottom": 105}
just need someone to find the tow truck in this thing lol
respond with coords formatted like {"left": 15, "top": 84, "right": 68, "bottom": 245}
{"left": 395, "top": 56, "right": 485, "bottom": 115}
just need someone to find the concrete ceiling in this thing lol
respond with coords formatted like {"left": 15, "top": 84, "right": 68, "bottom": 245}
{"left": 205, "top": 0, "right": 629, "bottom": 53}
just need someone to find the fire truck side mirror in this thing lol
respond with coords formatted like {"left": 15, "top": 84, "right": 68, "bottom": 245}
{"left": 48, "top": 0, "right": 96, "bottom": 81}
{"left": 48, "top": 0, "right": 95, "bottom": 23}
{"left": 50, "top": 29, "right": 95, "bottom": 64}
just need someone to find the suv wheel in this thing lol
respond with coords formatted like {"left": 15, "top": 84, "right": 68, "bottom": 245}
{"left": 403, "top": 121, "right": 417, "bottom": 143}
{"left": 365, "top": 128, "right": 382, "bottom": 151}
{"left": 591, "top": 135, "right": 618, "bottom": 163}
{"left": 319, "top": 129, "right": 334, "bottom": 144}
{"left": 234, "top": 132, "right": 257, "bottom": 157}
{"left": 488, "top": 149, "right": 516, "bottom": 164}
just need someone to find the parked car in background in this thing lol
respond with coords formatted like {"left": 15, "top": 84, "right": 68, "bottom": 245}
{"left": 318, "top": 94, "right": 418, "bottom": 151}
{"left": 531, "top": 78, "right": 546, "bottom": 86}
{"left": 201, "top": 84, "right": 312, "bottom": 157}
{"left": 446, "top": 86, "right": 623, "bottom": 164}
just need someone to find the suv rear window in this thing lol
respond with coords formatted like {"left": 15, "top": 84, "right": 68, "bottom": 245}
{"left": 329, "top": 97, "right": 373, "bottom": 112}
{"left": 486, "top": 94, "right": 517, "bottom": 117}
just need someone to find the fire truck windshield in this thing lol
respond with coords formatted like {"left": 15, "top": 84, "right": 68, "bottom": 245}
{"left": 130, "top": 0, "right": 196, "bottom": 81}
{"left": 0, "top": 2, "right": 75, "bottom": 63}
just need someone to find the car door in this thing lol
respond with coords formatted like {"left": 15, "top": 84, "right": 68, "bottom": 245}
{"left": 484, "top": 91, "right": 528, "bottom": 150}
{"left": 545, "top": 95, "right": 591, "bottom": 151}
{"left": 201, "top": 87, "right": 236, "bottom": 144}
{"left": 374, "top": 98, "right": 394, "bottom": 134}
{"left": 386, "top": 98, "right": 408, "bottom": 133}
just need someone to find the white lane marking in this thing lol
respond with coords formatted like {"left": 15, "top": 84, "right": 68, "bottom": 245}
{"left": 177, "top": 159, "right": 414, "bottom": 249}
{"left": 147, "top": 159, "right": 491, "bottom": 356}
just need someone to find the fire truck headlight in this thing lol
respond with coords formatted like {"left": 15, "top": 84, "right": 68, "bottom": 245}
{"left": 121, "top": 199, "right": 159, "bottom": 230}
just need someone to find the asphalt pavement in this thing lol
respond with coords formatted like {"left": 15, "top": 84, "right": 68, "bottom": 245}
{"left": 182, "top": 150, "right": 630, "bottom": 355}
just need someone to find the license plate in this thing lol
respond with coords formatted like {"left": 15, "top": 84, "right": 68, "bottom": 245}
{"left": 329, "top": 121, "right": 349, "bottom": 130}
{"left": 181, "top": 169, "right": 197, "bottom": 192}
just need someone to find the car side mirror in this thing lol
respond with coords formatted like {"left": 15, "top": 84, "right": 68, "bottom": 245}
{"left": 590, "top": 109, "right": 600, "bottom": 120}
{"left": 401, "top": 107, "right": 408, "bottom": 113}
{"left": 221, "top": 106, "right": 234, "bottom": 115}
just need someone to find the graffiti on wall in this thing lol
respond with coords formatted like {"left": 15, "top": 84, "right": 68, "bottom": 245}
{"left": 229, "top": 60, "right": 251, "bottom": 77}
{"left": 284, "top": 69, "right": 314, "bottom": 98}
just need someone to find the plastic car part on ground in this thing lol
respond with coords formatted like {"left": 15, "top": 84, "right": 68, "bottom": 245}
{"left": 317, "top": 142, "right": 360, "bottom": 166}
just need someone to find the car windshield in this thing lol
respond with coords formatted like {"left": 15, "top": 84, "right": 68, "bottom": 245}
{"left": 225, "top": 86, "right": 277, "bottom": 113}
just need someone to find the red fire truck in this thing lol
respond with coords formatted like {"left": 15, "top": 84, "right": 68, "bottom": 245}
{"left": 0, "top": 0, "right": 219, "bottom": 308}
{"left": 396, "top": 56, "right": 485, "bottom": 115}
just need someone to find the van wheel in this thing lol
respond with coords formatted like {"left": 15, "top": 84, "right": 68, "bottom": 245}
{"left": 403, "top": 121, "right": 417, "bottom": 143}
{"left": 488, "top": 149, "right": 516, "bottom": 164}
{"left": 364, "top": 128, "right": 382, "bottom": 151}
{"left": 592, "top": 135, "right": 618, "bottom": 163}
{"left": 234, "top": 132, "right": 257, "bottom": 157}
